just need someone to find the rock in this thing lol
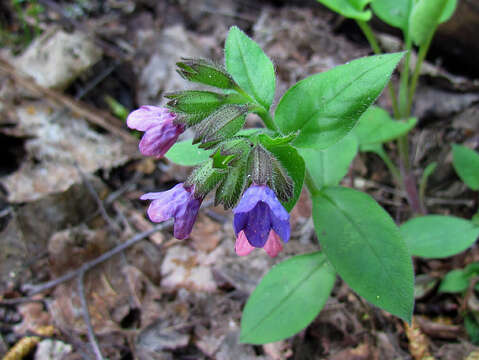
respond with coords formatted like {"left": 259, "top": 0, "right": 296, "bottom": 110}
{"left": 34, "top": 339, "right": 73, "bottom": 360}
{"left": 15, "top": 28, "right": 102, "bottom": 90}
{"left": 0, "top": 102, "right": 129, "bottom": 203}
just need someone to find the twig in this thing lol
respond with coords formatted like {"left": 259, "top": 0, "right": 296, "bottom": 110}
{"left": 74, "top": 163, "right": 121, "bottom": 233}
{"left": 77, "top": 271, "right": 104, "bottom": 360}
{"left": 0, "top": 297, "right": 45, "bottom": 306}
{"left": 0, "top": 56, "right": 135, "bottom": 143}
{"left": 22, "top": 220, "right": 172, "bottom": 296}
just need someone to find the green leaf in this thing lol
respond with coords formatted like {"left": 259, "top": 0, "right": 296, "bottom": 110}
{"left": 299, "top": 133, "right": 358, "bottom": 188}
{"left": 275, "top": 52, "right": 404, "bottom": 150}
{"left": 465, "top": 315, "right": 479, "bottom": 345}
{"left": 165, "top": 140, "right": 213, "bottom": 166}
{"left": 452, "top": 144, "right": 479, "bottom": 191}
{"left": 240, "top": 252, "right": 336, "bottom": 344}
{"left": 439, "top": 269, "right": 470, "bottom": 293}
{"left": 262, "top": 144, "right": 305, "bottom": 212}
{"left": 316, "top": 0, "right": 372, "bottom": 21}
{"left": 401, "top": 215, "right": 479, "bottom": 258}
{"left": 225, "top": 26, "right": 276, "bottom": 110}
{"left": 371, "top": 0, "right": 413, "bottom": 31}
{"left": 354, "top": 106, "right": 417, "bottom": 146}
{"left": 409, "top": 0, "right": 455, "bottom": 45}
{"left": 312, "top": 187, "right": 414, "bottom": 322}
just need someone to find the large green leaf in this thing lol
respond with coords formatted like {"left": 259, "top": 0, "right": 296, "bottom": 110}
{"left": 354, "top": 106, "right": 417, "bottom": 146}
{"left": 312, "top": 187, "right": 414, "bottom": 321}
{"left": 452, "top": 144, "right": 479, "bottom": 191}
{"left": 371, "top": 0, "right": 413, "bottom": 31}
{"left": 401, "top": 215, "right": 479, "bottom": 258}
{"left": 275, "top": 52, "right": 404, "bottom": 150}
{"left": 299, "top": 133, "right": 358, "bottom": 189}
{"left": 165, "top": 140, "right": 213, "bottom": 166}
{"left": 240, "top": 252, "right": 336, "bottom": 344}
{"left": 409, "top": 0, "right": 456, "bottom": 45}
{"left": 225, "top": 26, "right": 275, "bottom": 110}
{"left": 316, "top": 0, "right": 372, "bottom": 21}
{"left": 261, "top": 143, "right": 305, "bottom": 212}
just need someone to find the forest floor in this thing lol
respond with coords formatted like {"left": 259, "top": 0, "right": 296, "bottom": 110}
{"left": 1, "top": 0, "right": 479, "bottom": 359}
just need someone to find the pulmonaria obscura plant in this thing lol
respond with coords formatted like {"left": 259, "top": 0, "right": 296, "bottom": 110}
{"left": 128, "top": 25, "right": 414, "bottom": 344}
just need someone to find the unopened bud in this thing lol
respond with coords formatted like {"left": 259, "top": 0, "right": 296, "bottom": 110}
{"left": 177, "top": 58, "right": 237, "bottom": 89}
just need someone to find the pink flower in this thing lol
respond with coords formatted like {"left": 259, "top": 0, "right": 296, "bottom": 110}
{"left": 127, "top": 106, "right": 185, "bottom": 158}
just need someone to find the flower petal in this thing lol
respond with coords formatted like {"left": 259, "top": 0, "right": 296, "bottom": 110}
{"left": 242, "top": 202, "right": 271, "bottom": 248}
{"left": 173, "top": 196, "right": 201, "bottom": 239}
{"left": 138, "top": 119, "right": 183, "bottom": 158}
{"left": 263, "top": 230, "right": 283, "bottom": 257}
{"left": 235, "top": 230, "right": 255, "bottom": 256}
{"left": 127, "top": 106, "right": 175, "bottom": 131}
{"left": 141, "top": 183, "right": 187, "bottom": 223}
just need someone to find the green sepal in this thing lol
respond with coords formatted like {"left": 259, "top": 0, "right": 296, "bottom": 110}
{"left": 193, "top": 105, "right": 248, "bottom": 148}
{"left": 258, "top": 132, "right": 298, "bottom": 147}
{"left": 176, "top": 58, "right": 237, "bottom": 89}
{"left": 247, "top": 144, "right": 293, "bottom": 203}
{"left": 186, "top": 159, "right": 227, "bottom": 197}
{"left": 166, "top": 90, "right": 226, "bottom": 113}
{"left": 215, "top": 160, "right": 248, "bottom": 209}
{"left": 217, "top": 137, "right": 253, "bottom": 165}
{"left": 248, "top": 144, "right": 273, "bottom": 186}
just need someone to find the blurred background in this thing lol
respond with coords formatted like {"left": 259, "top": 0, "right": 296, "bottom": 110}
{"left": 0, "top": 0, "right": 478, "bottom": 359}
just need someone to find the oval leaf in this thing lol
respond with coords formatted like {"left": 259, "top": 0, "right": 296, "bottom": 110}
{"left": 316, "top": 0, "right": 372, "bottom": 21}
{"left": 165, "top": 140, "right": 212, "bottom": 166}
{"left": 299, "top": 133, "right": 358, "bottom": 188}
{"left": 354, "top": 106, "right": 417, "bottom": 146}
{"left": 371, "top": 0, "right": 413, "bottom": 30}
{"left": 401, "top": 215, "right": 479, "bottom": 258}
{"left": 452, "top": 144, "right": 479, "bottom": 191}
{"left": 312, "top": 187, "right": 414, "bottom": 322}
{"left": 240, "top": 252, "right": 336, "bottom": 344}
{"left": 275, "top": 52, "right": 404, "bottom": 150}
{"left": 225, "top": 26, "right": 275, "bottom": 110}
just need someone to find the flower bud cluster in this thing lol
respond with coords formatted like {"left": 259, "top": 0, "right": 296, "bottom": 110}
{"left": 127, "top": 59, "right": 293, "bottom": 257}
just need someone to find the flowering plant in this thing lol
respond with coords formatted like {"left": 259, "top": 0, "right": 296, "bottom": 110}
{"left": 127, "top": 4, "right": 477, "bottom": 342}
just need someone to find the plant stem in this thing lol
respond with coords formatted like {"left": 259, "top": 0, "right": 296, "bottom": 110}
{"left": 398, "top": 34, "right": 412, "bottom": 118}
{"left": 407, "top": 31, "right": 434, "bottom": 114}
{"left": 356, "top": 20, "right": 399, "bottom": 118}
{"left": 235, "top": 86, "right": 279, "bottom": 132}
{"left": 375, "top": 147, "right": 402, "bottom": 186}
{"left": 305, "top": 170, "right": 320, "bottom": 197}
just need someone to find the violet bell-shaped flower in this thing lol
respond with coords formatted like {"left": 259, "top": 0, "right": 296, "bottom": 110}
{"left": 127, "top": 106, "right": 185, "bottom": 158}
{"left": 233, "top": 184, "right": 290, "bottom": 257}
{"left": 140, "top": 183, "right": 202, "bottom": 239}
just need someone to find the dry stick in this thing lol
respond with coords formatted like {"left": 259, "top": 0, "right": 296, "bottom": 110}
{"left": 0, "top": 57, "right": 135, "bottom": 143}
{"left": 77, "top": 271, "right": 104, "bottom": 360}
{"left": 22, "top": 220, "right": 172, "bottom": 296}
{"left": 74, "top": 163, "right": 121, "bottom": 234}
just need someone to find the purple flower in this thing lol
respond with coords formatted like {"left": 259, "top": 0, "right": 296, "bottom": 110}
{"left": 127, "top": 106, "right": 185, "bottom": 158}
{"left": 140, "top": 183, "right": 202, "bottom": 239}
{"left": 233, "top": 184, "right": 290, "bottom": 257}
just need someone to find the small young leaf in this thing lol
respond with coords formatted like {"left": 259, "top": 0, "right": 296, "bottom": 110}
{"left": 187, "top": 159, "right": 227, "bottom": 196}
{"left": 275, "top": 52, "right": 404, "bottom": 150}
{"left": 439, "top": 269, "right": 470, "bottom": 293}
{"left": 240, "top": 252, "right": 336, "bottom": 344}
{"left": 409, "top": 0, "right": 455, "bottom": 45}
{"left": 354, "top": 106, "right": 417, "bottom": 146}
{"left": 299, "top": 133, "right": 358, "bottom": 188}
{"left": 316, "top": 0, "right": 372, "bottom": 21}
{"left": 262, "top": 144, "right": 305, "bottom": 212}
{"left": 176, "top": 58, "right": 237, "bottom": 89}
{"left": 312, "top": 187, "right": 414, "bottom": 322}
{"left": 225, "top": 26, "right": 275, "bottom": 110}
{"left": 371, "top": 0, "right": 413, "bottom": 31}
{"left": 166, "top": 140, "right": 213, "bottom": 166}
{"left": 452, "top": 144, "right": 479, "bottom": 191}
{"left": 215, "top": 161, "right": 247, "bottom": 209}
{"left": 401, "top": 215, "right": 479, "bottom": 258}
